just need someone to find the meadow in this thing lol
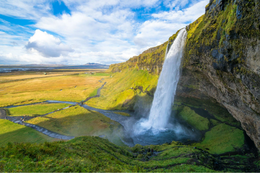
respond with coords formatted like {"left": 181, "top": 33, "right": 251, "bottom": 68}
{"left": 0, "top": 69, "right": 108, "bottom": 107}
{"left": 0, "top": 69, "right": 114, "bottom": 146}
{"left": 0, "top": 68, "right": 257, "bottom": 172}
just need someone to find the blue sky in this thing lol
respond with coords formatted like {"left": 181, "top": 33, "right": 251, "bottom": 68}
{"left": 0, "top": 0, "right": 208, "bottom": 65}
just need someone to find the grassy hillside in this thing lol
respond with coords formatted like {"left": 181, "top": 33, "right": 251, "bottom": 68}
{"left": 86, "top": 69, "right": 158, "bottom": 110}
{"left": 0, "top": 119, "right": 56, "bottom": 146}
{"left": 0, "top": 136, "right": 215, "bottom": 172}
{"left": 1, "top": 136, "right": 259, "bottom": 172}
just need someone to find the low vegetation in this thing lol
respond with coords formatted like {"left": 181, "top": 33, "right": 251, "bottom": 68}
{"left": 86, "top": 69, "right": 158, "bottom": 110}
{"left": 195, "top": 123, "right": 244, "bottom": 154}
{"left": 173, "top": 97, "right": 245, "bottom": 155}
{"left": 7, "top": 103, "right": 70, "bottom": 117}
{"left": 177, "top": 106, "right": 209, "bottom": 131}
{"left": 1, "top": 136, "right": 258, "bottom": 172}
{"left": 0, "top": 136, "right": 216, "bottom": 172}
{"left": 26, "top": 105, "right": 124, "bottom": 146}
{"left": 0, "top": 119, "right": 55, "bottom": 147}
{"left": 0, "top": 71, "right": 110, "bottom": 107}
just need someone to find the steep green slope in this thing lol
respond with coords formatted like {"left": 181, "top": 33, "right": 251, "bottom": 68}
{"left": 1, "top": 136, "right": 259, "bottom": 172}
{"left": 87, "top": 69, "right": 158, "bottom": 110}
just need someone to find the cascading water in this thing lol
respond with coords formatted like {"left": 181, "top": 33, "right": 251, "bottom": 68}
{"left": 134, "top": 28, "right": 187, "bottom": 136}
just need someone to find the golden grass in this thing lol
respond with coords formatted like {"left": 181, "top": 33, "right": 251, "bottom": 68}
{"left": 8, "top": 103, "right": 70, "bottom": 116}
{"left": 0, "top": 71, "right": 110, "bottom": 107}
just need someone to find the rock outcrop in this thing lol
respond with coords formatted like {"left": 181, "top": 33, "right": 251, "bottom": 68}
{"left": 183, "top": 0, "right": 260, "bottom": 150}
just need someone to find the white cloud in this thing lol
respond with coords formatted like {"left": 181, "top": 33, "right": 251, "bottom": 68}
{"left": 152, "top": 0, "right": 208, "bottom": 22}
{"left": 0, "top": 0, "right": 208, "bottom": 65}
{"left": 25, "top": 29, "right": 73, "bottom": 57}
{"left": 133, "top": 0, "right": 207, "bottom": 49}
{"left": 0, "top": 0, "right": 50, "bottom": 19}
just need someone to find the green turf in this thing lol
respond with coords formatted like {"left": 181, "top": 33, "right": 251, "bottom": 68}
{"left": 0, "top": 119, "right": 55, "bottom": 147}
{"left": 0, "top": 136, "right": 216, "bottom": 172}
{"left": 7, "top": 103, "right": 70, "bottom": 117}
{"left": 26, "top": 105, "right": 124, "bottom": 146}
{"left": 89, "top": 88, "right": 98, "bottom": 97}
{"left": 86, "top": 69, "right": 158, "bottom": 110}
{"left": 177, "top": 106, "right": 210, "bottom": 131}
{"left": 195, "top": 123, "right": 244, "bottom": 154}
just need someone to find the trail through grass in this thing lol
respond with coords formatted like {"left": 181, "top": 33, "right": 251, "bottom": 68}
{"left": 26, "top": 105, "right": 124, "bottom": 145}
{"left": 7, "top": 103, "right": 70, "bottom": 116}
{"left": 0, "top": 119, "right": 55, "bottom": 146}
{"left": 0, "top": 71, "right": 110, "bottom": 107}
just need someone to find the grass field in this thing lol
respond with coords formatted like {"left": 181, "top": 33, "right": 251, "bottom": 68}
{"left": 0, "top": 71, "right": 110, "bottom": 107}
{"left": 1, "top": 136, "right": 258, "bottom": 172}
{"left": 7, "top": 103, "right": 70, "bottom": 116}
{"left": 0, "top": 119, "right": 56, "bottom": 146}
{"left": 26, "top": 105, "right": 124, "bottom": 145}
{"left": 0, "top": 136, "right": 217, "bottom": 172}
{"left": 195, "top": 123, "right": 244, "bottom": 154}
{"left": 86, "top": 69, "right": 158, "bottom": 110}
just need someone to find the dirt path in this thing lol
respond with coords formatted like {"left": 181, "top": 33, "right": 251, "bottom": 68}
{"left": 82, "top": 82, "right": 106, "bottom": 102}
{"left": 0, "top": 109, "right": 74, "bottom": 140}
{"left": 0, "top": 82, "right": 108, "bottom": 140}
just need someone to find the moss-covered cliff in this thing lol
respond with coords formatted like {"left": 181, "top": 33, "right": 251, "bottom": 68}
{"left": 108, "top": 0, "right": 260, "bottom": 151}
{"left": 183, "top": 0, "right": 260, "bottom": 150}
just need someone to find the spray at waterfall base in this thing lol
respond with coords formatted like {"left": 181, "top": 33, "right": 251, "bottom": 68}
{"left": 118, "top": 29, "right": 201, "bottom": 146}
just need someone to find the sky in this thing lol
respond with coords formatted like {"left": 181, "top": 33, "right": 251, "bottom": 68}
{"left": 0, "top": 0, "right": 208, "bottom": 65}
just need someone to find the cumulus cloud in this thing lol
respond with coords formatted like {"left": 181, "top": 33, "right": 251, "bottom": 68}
{"left": 0, "top": 0, "right": 208, "bottom": 65}
{"left": 133, "top": 0, "right": 207, "bottom": 49}
{"left": 25, "top": 29, "right": 73, "bottom": 57}
{"left": 152, "top": 0, "right": 208, "bottom": 22}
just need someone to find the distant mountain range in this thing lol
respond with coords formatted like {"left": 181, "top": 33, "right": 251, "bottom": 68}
{"left": 0, "top": 63, "right": 109, "bottom": 69}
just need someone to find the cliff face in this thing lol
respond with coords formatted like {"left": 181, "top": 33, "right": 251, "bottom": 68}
{"left": 183, "top": 0, "right": 260, "bottom": 150}
{"left": 109, "top": 0, "right": 260, "bottom": 150}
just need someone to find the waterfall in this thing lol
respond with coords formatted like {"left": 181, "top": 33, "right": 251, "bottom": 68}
{"left": 136, "top": 29, "right": 187, "bottom": 133}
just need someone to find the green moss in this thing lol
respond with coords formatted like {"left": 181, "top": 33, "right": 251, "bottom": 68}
{"left": 196, "top": 123, "right": 244, "bottom": 154}
{"left": 184, "top": 84, "right": 198, "bottom": 89}
{"left": 177, "top": 106, "right": 210, "bottom": 131}
{"left": 176, "top": 97, "right": 239, "bottom": 127}
{"left": 210, "top": 119, "right": 220, "bottom": 126}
